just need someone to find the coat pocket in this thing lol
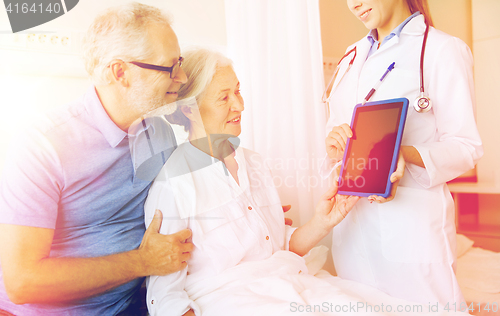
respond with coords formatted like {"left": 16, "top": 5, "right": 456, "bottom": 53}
{"left": 378, "top": 186, "right": 447, "bottom": 263}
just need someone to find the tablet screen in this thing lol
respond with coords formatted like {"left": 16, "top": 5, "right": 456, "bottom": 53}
{"left": 338, "top": 100, "right": 406, "bottom": 196}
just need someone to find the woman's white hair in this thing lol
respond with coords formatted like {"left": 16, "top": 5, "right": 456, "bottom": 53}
{"left": 167, "top": 48, "right": 233, "bottom": 131}
{"left": 82, "top": 2, "right": 172, "bottom": 85}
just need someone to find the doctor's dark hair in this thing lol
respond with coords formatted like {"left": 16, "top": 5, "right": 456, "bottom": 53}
{"left": 406, "top": 0, "right": 434, "bottom": 26}
{"left": 166, "top": 49, "right": 233, "bottom": 132}
{"left": 82, "top": 2, "right": 172, "bottom": 85}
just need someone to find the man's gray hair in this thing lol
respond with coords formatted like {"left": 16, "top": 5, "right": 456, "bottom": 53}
{"left": 82, "top": 2, "right": 172, "bottom": 85}
{"left": 167, "top": 48, "right": 233, "bottom": 132}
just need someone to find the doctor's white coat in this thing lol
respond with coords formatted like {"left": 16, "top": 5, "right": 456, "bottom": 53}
{"left": 325, "top": 14, "right": 483, "bottom": 306}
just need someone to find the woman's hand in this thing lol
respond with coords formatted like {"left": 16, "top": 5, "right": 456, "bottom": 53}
{"left": 325, "top": 124, "right": 352, "bottom": 161}
{"left": 314, "top": 180, "right": 360, "bottom": 233}
{"left": 368, "top": 151, "right": 405, "bottom": 203}
{"left": 282, "top": 205, "right": 293, "bottom": 226}
{"left": 288, "top": 181, "right": 360, "bottom": 256}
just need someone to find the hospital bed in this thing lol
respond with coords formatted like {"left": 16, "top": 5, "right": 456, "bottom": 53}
{"left": 456, "top": 234, "right": 500, "bottom": 315}
{"left": 135, "top": 235, "right": 497, "bottom": 316}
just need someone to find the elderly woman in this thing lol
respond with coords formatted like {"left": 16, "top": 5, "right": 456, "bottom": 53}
{"left": 143, "top": 50, "right": 465, "bottom": 316}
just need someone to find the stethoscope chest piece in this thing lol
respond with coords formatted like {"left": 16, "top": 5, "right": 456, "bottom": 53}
{"left": 414, "top": 92, "right": 432, "bottom": 113}
{"left": 413, "top": 22, "right": 432, "bottom": 113}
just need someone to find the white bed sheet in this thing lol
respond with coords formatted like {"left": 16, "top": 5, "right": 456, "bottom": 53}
{"left": 456, "top": 234, "right": 500, "bottom": 316}
{"left": 187, "top": 246, "right": 469, "bottom": 315}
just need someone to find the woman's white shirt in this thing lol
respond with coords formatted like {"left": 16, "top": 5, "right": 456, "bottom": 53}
{"left": 144, "top": 141, "right": 296, "bottom": 316}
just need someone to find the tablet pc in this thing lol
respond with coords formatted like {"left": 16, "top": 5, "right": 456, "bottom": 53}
{"left": 337, "top": 98, "right": 409, "bottom": 198}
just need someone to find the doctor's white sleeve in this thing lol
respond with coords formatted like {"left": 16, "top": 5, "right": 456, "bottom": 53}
{"left": 144, "top": 180, "right": 201, "bottom": 316}
{"left": 320, "top": 44, "right": 358, "bottom": 181}
{"left": 407, "top": 36, "right": 483, "bottom": 188}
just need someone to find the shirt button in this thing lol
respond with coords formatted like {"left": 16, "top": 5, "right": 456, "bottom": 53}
{"left": 299, "top": 270, "right": 302, "bottom": 274}
{"left": 248, "top": 206, "right": 252, "bottom": 210}
{"left": 151, "top": 300, "right": 155, "bottom": 304}
{"left": 266, "top": 236, "right": 269, "bottom": 240}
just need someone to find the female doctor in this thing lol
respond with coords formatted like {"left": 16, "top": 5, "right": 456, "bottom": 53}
{"left": 324, "top": 0, "right": 483, "bottom": 307}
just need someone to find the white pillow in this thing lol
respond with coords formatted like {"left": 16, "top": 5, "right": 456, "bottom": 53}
{"left": 456, "top": 234, "right": 474, "bottom": 257}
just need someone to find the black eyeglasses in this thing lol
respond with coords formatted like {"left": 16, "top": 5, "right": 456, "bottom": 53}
{"left": 128, "top": 56, "right": 184, "bottom": 79}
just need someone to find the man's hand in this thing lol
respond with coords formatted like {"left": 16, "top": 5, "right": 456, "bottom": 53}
{"left": 0, "top": 214, "right": 194, "bottom": 305}
{"left": 138, "top": 209, "right": 193, "bottom": 276}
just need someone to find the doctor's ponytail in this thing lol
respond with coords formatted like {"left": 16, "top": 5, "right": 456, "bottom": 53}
{"left": 406, "top": 0, "right": 434, "bottom": 27}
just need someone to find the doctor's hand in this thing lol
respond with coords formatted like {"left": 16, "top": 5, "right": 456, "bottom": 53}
{"left": 315, "top": 180, "right": 360, "bottom": 232}
{"left": 368, "top": 151, "right": 405, "bottom": 203}
{"left": 325, "top": 124, "right": 352, "bottom": 161}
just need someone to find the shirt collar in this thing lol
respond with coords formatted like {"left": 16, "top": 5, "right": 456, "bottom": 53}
{"left": 128, "top": 115, "right": 178, "bottom": 181}
{"left": 367, "top": 11, "right": 421, "bottom": 46}
{"left": 128, "top": 116, "right": 156, "bottom": 138}
{"left": 184, "top": 138, "right": 241, "bottom": 163}
{"left": 84, "top": 86, "right": 128, "bottom": 148}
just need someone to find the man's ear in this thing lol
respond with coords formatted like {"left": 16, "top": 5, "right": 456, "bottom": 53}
{"left": 108, "top": 60, "right": 130, "bottom": 87}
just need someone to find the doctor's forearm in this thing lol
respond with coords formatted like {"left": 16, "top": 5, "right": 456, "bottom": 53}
{"left": 401, "top": 146, "right": 425, "bottom": 168}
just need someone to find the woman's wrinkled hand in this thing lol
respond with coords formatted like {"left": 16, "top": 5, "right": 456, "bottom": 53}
{"left": 282, "top": 205, "right": 293, "bottom": 226}
{"left": 315, "top": 180, "right": 360, "bottom": 233}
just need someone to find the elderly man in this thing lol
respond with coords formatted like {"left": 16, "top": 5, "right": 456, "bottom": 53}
{"left": 0, "top": 3, "right": 191, "bottom": 315}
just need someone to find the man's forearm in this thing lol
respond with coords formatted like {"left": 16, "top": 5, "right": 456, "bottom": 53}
{"left": 1, "top": 212, "right": 192, "bottom": 305}
{"left": 9, "top": 249, "right": 144, "bottom": 304}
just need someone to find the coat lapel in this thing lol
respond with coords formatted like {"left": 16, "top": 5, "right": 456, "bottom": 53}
{"left": 369, "top": 15, "right": 426, "bottom": 58}
{"left": 348, "top": 37, "right": 371, "bottom": 104}
{"left": 401, "top": 14, "right": 427, "bottom": 36}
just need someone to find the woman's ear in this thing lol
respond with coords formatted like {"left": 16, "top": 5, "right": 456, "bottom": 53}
{"left": 181, "top": 103, "right": 206, "bottom": 138}
{"left": 181, "top": 105, "right": 200, "bottom": 123}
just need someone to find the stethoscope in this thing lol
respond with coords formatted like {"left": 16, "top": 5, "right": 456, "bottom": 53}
{"left": 322, "top": 23, "right": 432, "bottom": 113}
